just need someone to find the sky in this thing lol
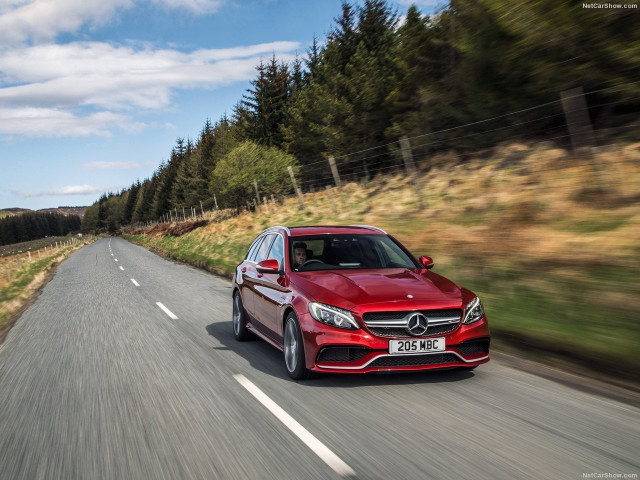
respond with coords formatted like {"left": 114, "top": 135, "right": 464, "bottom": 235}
{"left": 0, "top": 0, "right": 441, "bottom": 210}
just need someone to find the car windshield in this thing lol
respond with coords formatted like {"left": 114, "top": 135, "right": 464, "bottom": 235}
{"left": 290, "top": 234, "right": 419, "bottom": 271}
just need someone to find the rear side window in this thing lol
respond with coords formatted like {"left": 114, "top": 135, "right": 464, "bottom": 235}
{"left": 246, "top": 236, "right": 264, "bottom": 261}
{"left": 254, "top": 234, "right": 276, "bottom": 263}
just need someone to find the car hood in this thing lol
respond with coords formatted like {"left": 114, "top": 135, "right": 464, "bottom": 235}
{"left": 293, "top": 268, "right": 463, "bottom": 312}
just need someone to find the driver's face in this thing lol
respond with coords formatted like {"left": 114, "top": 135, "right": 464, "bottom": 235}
{"left": 294, "top": 248, "right": 307, "bottom": 265}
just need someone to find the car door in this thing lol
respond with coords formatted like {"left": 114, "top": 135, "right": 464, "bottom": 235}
{"left": 252, "top": 233, "right": 291, "bottom": 345}
{"left": 243, "top": 234, "right": 275, "bottom": 320}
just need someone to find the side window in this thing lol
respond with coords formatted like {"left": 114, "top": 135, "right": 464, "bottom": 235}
{"left": 246, "top": 236, "right": 264, "bottom": 261}
{"left": 254, "top": 234, "right": 275, "bottom": 263}
{"left": 267, "top": 235, "right": 284, "bottom": 268}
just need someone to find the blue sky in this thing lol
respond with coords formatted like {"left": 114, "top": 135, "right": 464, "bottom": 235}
{"left": 0, "top": 0, "right": 440, "bottom": 210}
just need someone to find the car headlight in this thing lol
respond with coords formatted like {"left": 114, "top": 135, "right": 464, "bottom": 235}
{"left": 463, "top": 297, "right": 485, "bottom": 324}
{"left": 308, "top": 302, "right": 359, "bottom": 330}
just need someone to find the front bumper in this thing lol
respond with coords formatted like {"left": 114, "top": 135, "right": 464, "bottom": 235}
{"left": 300, "top": 313, "right": 490, "bottom": 373}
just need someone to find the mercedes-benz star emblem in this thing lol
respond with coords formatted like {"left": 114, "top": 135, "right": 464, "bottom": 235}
{"left": 406, "top": 313, "right": 429, "bottom": 336}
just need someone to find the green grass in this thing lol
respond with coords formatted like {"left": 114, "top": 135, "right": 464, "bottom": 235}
{"left": 549, "top": 214, "right": 629, "bottom": 234}
{"left": 434, "top": 260, "right": 640, "bottom": 379}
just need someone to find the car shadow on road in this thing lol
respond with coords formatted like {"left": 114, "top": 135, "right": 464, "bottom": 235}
{"left": 206, "top": 321, "right": 479, "bottom": 387}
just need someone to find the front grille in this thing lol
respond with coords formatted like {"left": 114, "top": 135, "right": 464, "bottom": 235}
{"left": 452, "top": 338, "right": 490, "bottom": 355}
{"left": 369, "top": 353, "right": 460, "bottom": 367}
{"left": 363, "top": 309, "right": 461, "bottom": 322}
{"left": 366, "top": 323, "right": 459, "bottom": 338}
{"left": 363, "top": 309, "right": 462, "bottom": 338}
{"left": 317, "top": 347, "right": 370, "bottom": 363}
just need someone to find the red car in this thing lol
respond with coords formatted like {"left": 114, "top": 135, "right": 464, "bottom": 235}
{"left": 232, "top": 225, "right": 490, "bottom": 379}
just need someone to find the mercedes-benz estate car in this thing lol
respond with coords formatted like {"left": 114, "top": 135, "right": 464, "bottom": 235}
{"left": 232, "top": 225, "right": 490, "bottom": 379}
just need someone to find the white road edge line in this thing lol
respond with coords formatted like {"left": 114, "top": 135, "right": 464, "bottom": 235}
{"left": 119, "top": 266, "right": 124, "bottom": 271}
{"left": 130, "top": 278, "right": 140, "bottom": 287}
{"left": 156, "top": 302, "right": 178, "bottom": 320}
{"left": 233, "top": 374, "right": 356, "bottom": 478}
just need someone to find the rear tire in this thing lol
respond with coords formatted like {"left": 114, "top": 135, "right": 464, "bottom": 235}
{"left": 232, "top": 292, "right": 251, "bottom": 341}
{"left": 283, "top": 312, "right": 312, "bottom": 380}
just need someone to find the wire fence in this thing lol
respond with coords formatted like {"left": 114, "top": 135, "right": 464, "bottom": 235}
{"left": 126, "top": 82, "right": 639, "bottom": 230}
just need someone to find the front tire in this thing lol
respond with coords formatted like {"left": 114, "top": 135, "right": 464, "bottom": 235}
{"left": 283, "top": 312, "right": 311, "bottom": 380}
{"left": 232, "top": 292, "right": 251, "bottom": 341}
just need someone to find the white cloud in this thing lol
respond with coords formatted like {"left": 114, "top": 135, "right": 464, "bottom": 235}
{"left": 22, "top": 184, "right": 115, "bottom": 197}
{"left": 0, "top": 107, "right": 145, "bottom": 138}
{"left": 150, "top": 0, "right": 223, "bottom": 15}
{"left": 0, "top": 0, "right": 132, "bottom": 45}
{"left": 0, "top": 40, "right": 299, "bottom": 139}
{"left": 82, "top": 161, "right": 149, "bottom": 170}
{"left": 0, "top": 0, "right": 224, "bottom": 45}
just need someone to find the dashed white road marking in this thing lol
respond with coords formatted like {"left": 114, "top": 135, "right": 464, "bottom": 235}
{"left": 156, "top": 302, "right": 178, "bottom": 320}
{"left": 233, "top": 374, "right": 356, "bottom": 478}
{"left": 130, "top": 279, "right": 140, "bottom": 287}
{"left": 119, "top": 266, "right": 124, "bottom": 271}
{"left": 114, "top": 259, "right": 118, "bottom": 262}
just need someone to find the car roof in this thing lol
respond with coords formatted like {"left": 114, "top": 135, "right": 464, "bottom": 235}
{"left": 285, "top": 225, "right": 387, "bottom": 236}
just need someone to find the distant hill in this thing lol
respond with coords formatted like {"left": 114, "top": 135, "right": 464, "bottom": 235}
{"left": 0, "top": 206, "right": 88, "bottom": 218}
{"left": 37, "top": 206, "right": 88, "bottom": 217}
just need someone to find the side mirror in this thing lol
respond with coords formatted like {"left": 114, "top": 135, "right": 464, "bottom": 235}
{"left": 256, "top": 259, "right": 281, "bottom": 274}
{"left": 419, "top": 256, "right": 434, "bottom": 269}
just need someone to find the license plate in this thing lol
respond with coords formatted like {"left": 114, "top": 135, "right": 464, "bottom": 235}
{"left": 389, "top": 337, "right": 445, "bottom": 354}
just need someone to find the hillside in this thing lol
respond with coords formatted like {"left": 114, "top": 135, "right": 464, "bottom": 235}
{"left": 123, "top": 140, "right": 640, "bottom": 385}
{"left": 0, "top": 206, "right": 87, "bottom": 219}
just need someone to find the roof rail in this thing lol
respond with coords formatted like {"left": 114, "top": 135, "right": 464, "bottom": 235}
{"left": 262, "top": 225, "right": 291, "bottom": 235}
{"left": 349, "top": 224, "right": 387, "bottom": 234}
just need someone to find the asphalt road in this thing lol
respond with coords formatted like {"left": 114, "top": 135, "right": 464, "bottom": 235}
{"left": 0, "top": 238, "right": 638, "bottom": 480}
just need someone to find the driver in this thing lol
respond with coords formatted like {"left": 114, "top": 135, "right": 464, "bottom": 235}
{"left": 293, "top": 242, "right": 307, "bottom": 268}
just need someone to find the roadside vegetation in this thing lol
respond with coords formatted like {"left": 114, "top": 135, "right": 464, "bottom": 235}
{"left": 124, "top": 141, "right": 640, "bottom": 384}
{"left": 0, "top": 236, "right": 96, "bottom": 342}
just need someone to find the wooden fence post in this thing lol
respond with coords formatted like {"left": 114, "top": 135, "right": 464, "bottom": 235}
{"left": 400, "top": 136, "right": 424, "bottom": 209}
{"left": 253, "top": 180, "right": 261, "bottom": 204}
{"left": 560, "top": 86, "right": 595, "bottom": 152}
{"left": 287, "top": 166, "right": 305, "bottom": 209}
{"left": 328, "top": 157, "right": 342, "bottom": 188}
